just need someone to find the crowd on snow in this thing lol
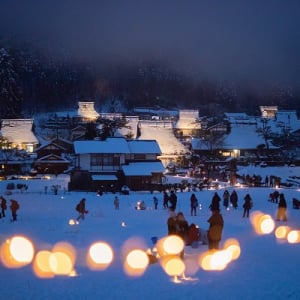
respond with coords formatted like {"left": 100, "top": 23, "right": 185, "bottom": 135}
{"left": 1, "top": 183, "right": 289, "bottom": 263}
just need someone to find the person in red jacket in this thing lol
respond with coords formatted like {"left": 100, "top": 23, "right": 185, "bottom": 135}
{"left": 10, "top": 199, "right": 19, "bottom": 222}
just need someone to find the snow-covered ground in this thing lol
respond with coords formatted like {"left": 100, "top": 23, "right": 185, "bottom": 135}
{"left": 0, "top": 166, "right": 300, "bottom": 299}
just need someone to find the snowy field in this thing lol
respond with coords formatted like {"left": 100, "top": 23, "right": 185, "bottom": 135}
{"left": 0, "top": 166, "right": 300, "bottom": 299}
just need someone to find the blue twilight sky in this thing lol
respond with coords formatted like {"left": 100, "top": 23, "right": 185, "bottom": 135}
{"left": 0, "top": 0, "right": 300, "bottom": 84}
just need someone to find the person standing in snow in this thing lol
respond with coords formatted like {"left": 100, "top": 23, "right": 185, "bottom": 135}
{"left": 167, "top": 210, "right": 178, "bottom": 235}
{"left": 0, "top": 196, "right": 7, "bottom": 218}
{"left": 207, "top": 209, "right": 224, "bottom": 250}
{"left": 153, "top": 196, "right": 158, "bottom": 210}
{"left": 10, "top": 199, "right": 19, "bottom": 222}
{"left": 169, "top": 190, "right": 177, "bottom": 211}
{"left": 223, "top": 190, "right": 230, "bottom": 209}
{"left": 230, "top": 190, "right": 238, "bottom": 209}
{"left": 163, "top": 191, "right": 169, "bottom": 209}
{"left": 190, "top": 193, "right": 198, "bottom": 216}
{"left": 176, "top": 212, "right": 189, "bottom": 243}
{"left": 242, "top": 194, "right": 253, "bottom": 218}
{"left": 114, "top": 196, "right": 120, "bottom": 210}
{"left": 276, "top": 193, "right": 287, "bottom": 221}
{"left": 209, "top": 192, "right": 221, "bottom": 211}
{"left": 76, "top": 198, "right": 87, "bottom": 221}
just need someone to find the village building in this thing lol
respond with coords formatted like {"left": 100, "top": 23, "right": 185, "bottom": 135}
{"left": 260, "top": 106, "right": 278, "bottom": 118}
{"left": 0, "top": 119, "right": 39, "bottom": 152}
{"left": 77, "top": 101, "right": 99, "bottom": 121}
{"left": 175, "top": 109, "right": 202, "bottom": 138}
{"left": 33, "top": 138, "right": 73, "bottom": 174}
{"left": 71, "top": 137, "right": 164, "bottom": 191}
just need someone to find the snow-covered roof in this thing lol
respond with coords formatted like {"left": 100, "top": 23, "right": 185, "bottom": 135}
{"left": 176, "top": 109, "right": 201, "bottom": 129}
{"left": 117, "top": 117, "right": 139, "bottom": 138}
{"left": 74, "top": 138, "right": 130, "bottom": 154}
{"left": 191, "top": 124, "right": 278, "bottom": 151}
{"left": 78, "top": 102, "right": 99, "bottom": 120}
{"left": 0, "top": 119, "right": 39, "bottom": 145}
{"left": 138, "top": 125, "right": 187, "bottom": 155}
{"left": 122, "top": 161, "right": 165, "bottom": 176}
{"left": 127, "top": 140, "right": 162, "bottom": 154}
{"left": 222, "top": 125, "right": 268, "bottom": 149}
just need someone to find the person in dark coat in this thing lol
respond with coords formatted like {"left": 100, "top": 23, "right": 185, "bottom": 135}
{"left": 163, "top": 191, "right": 169, "bottom": 209}
{"left": 114, "top": 196, "right": 120, "bottom": 210}
{"left": 276, "top": 193, "right": 287, "bottom": 221}
{"left": 0, "top": 196, "right": 7, "bottom": 218}
{"left": 242, "top": 194, "right": 253, "bottom": 218}
{"left": 167, "top": 210, "right": 178, "bottom": 235}
{"left": 273, "top": 190, "right": 280, "bottom": 203}
{"left": 190, "top": 193, "right": 198, "bottom": 216}
{"left": 223, "top": 190, "right": 230, "bottom": 209}
{"left": 76, "top": 198, "right": 87, "bottom": 220}
{"left": 207, "top": 209, "right": 224, "bottom": 250}
{"left": 169, "top": 190, "right": 177, "bottom": 211}
{"left": 10, "top": 199, "right": 19, "bottom": 222}
{"left": 230, "top": 190, "right": 238, "bottom": 209}
{"left": 153, "top": 196, "right": 158, "bottom": 210}
{"left": 209, "top": 192, "right": 221, "bottom": 211}
{"left": 176, "top": 212, "right": 189, "bottom": 243}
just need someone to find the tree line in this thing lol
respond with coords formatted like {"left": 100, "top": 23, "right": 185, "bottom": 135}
{"left": 1, "top": 40, "right": 300, "bottom": 120}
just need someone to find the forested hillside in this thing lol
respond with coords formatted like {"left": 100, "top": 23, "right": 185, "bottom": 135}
{"left": 1, "top": 40, "right": 299, "bottom": 119}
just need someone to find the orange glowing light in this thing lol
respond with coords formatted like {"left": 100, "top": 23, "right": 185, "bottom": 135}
{"left": 49, "top": 251, "right": 73, "bottom": 275}
{"left": 287, "top": 230, "right": 300, "bottom": 244}
{"left": 124, "top": 249, "right": 149, "bottom": 277}
{"left": 87, "top": 242, "right": 114, "bottom": 270}
{"left": 126, "top": 249, "right": 149, "bottom": 269}
{"left": 162, "top": 235, "right": 184, "bottom": 255}
{"left": 275, "top": 226, "right": 290, "bottom": 240}
{"left": 250, "top": 211, "right": 275, "bottom": 235}
{"left": 32, "top": 250, "right": 54, "bottom": 278}
{"left": 0, "top": 235, "right": 34, "bottom": 268}
{"left": 223, "top": 238, "right": 241, "bottom": 260}
{"left": 10, "top": 236, "right": 35, "bottom": 263}
{"left": 160, "top": 255, "right": 185, "bottom": 277}
{"left": 49, "top": 242, "right": 76, "bottom": 276}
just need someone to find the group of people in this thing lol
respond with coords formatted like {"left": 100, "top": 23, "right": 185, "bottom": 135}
{"left": 167, "top": 208, "right": 224, "bottom": 251}
{"left": 163, "top": 190, "right": 178, "bottom": 211}
{"left": 167, "top": 211, "right": 206, "bottom": 248}
{"left": 0, "top": 195, "right": 20, "bottom": 222}
{"left": 209, "top": 190, "right": 239, "bottom": 211}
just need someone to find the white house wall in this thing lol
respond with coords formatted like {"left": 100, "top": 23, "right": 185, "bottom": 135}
{"left": 79, "top": 154, "right": 91, "bottom": 170}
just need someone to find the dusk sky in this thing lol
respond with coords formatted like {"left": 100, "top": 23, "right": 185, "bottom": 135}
{"left": 1, "top": 0, "right": 300, "bottom": 84}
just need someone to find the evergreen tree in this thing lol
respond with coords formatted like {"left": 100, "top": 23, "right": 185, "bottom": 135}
{"left": 0, "top": 48, "right": 23, "bottom": 118}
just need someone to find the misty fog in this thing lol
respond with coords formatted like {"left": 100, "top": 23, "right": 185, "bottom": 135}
{"left": 0, "top": 0, "right": 300, "bottom": 85}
